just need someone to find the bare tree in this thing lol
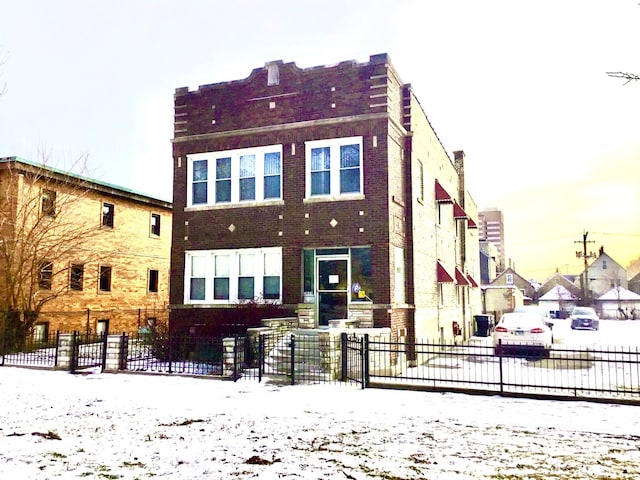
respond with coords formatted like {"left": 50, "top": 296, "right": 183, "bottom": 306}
{"left": 627, "top": 256, "right": 640, "bottom": 278}
{"left": 606, "top": 71, "right": 640, "bottom": 85}
{"left": 0, "top": 157, "right": 113, "bottom": 350}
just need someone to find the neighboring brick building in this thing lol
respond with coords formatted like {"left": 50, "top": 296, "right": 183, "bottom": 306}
{"left": 169, "top": 53, "right": 481, "bottom": 343}
{"left": 0, "top": 157, "right": 172, "bottom": 336}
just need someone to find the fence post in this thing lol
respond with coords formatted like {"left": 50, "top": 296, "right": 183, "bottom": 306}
{"left": 100, "top": 332, "right": 108, "bottom": 373}
{"left": 290, "top": 334, "right": 296, "bottom": 386}
{"left": 54, "top": 331, "right": 60, "bottom": 368}
{"left": 340, "top": 332, "right": 347, "bottom": 382}
{"left": 258, "top": 333, "right": 264, "bottom": 383}
{"left": 232, "top": 336, "right": 238, "bottom": 382}
{"left": 70, "top": 331, "right": 78, "bottom": 374}
{"left": 119, "top": 332, "right": 128, "bottom": 370}
{"left": 498, "top": 339, "right": 504, "bottom": 394}
{"left": 363, "top": 334, "right": 370, "bottom": 389}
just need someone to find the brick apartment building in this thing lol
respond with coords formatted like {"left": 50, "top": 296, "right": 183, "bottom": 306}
{"left": 0, "top": 157, "right": 172, "bottom": 336}
{"left": 169, "top": 53, "right": 481, "bottom": 342}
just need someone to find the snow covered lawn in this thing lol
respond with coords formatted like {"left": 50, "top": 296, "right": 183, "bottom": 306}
{"left": 1, "top": 367, "right": 639, "bottom": 479}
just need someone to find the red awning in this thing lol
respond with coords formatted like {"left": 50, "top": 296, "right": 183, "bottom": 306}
{"left": 455, "top": 267, "right": 470, "bottom": 286}
{"left": 437, "top": 261, "right": 455, "bottom": 283}
{"left": 435, "top": 180, "right": 453, "bottom": 203}
{"left": 453, "top": 202, "right": 468, "bottom": 219}
{"left": 467, "top": 218, "right": 478, "bottom": 228}
{"left": 466, "top": 274, "right": 479, "bottom": 288}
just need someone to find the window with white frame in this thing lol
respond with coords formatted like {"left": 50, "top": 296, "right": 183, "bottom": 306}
{"left": 305, "top": 136, "right": 363, "bottom": 198}
{"left": 184, "top": 247, "right": 282, "bottom": 304}
{"left": 187, "top": 145, "right": 282, "bottom": 207}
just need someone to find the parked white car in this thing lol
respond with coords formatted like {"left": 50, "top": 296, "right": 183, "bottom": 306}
{"left": 513, "top": 305, "right": 555, "bottom": 329}
{"left": 493, "top": 312, "right": 554, "bottom": 357}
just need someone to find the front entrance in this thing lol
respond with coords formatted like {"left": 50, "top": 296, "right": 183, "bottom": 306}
{"left": 317, "top": 257, "right": 348, "bottom": 326}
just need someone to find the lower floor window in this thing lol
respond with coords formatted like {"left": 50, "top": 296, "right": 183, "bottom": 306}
{"left": 185, "top": 247, "right": 282, "bottom": 304}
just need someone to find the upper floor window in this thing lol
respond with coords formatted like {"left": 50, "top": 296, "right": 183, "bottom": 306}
{"left": 305, "top": 136, "right": 363, "bottom": 199}
{"left": 187, "top": 145, "right": 282, "bottom": 207}
{"left": 150, "top": 213, "right": 161, "bottom": 237}
{"left": 39, "top": 261, "right": 53, "bottom": 290}
{"left": 102, "top": 202, "right": 114, "bottom": 228}
{"left": 506, "top": 273, "right": 514, "bottom": 285}
{"left": 41, "top": 189, "right": 56, "bottom": 218}
{"left": 184, "top": 247, "right": 282, "bottom": 304}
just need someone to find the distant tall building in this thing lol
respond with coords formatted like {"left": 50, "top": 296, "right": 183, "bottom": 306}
{"left": 478, "top": 208, "right": 505, "bottom": 272}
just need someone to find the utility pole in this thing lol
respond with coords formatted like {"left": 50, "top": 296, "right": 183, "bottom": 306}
{"left": 575, "top": 230, "right": 596, "bottom": 305}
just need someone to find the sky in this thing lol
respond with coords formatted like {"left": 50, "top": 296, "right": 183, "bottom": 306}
{"left": 1, "top": 0, "right": 639, "bottom": 281}
{"left": 1, "top": 364, "right": 640, "bottom": 478}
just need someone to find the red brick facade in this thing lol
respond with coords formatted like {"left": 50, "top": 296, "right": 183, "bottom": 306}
{"left": 170, "top": 54, "right": 481, "bottom": 341}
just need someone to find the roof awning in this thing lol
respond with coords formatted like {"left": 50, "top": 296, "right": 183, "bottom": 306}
{"left": 435, "top": 180, "right": 453, "bottom": 203}
{"left": 467, "top": 218, "right": 478, "bottom": 228}
{"left": 453, "top": 202, "right": 468, "bottom": 219}
{"left": 455, "top": 267, "right": 470, "bottom": 286}
{"left": 466, "top": 274, "right": 479, "bottom": 288}
{"left": 437, "top": 261, "right": 455, "bottom": 283}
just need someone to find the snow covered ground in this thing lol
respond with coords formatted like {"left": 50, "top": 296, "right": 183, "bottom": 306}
{"left": 1, "top": 366, "right": 639, "bottom": 479}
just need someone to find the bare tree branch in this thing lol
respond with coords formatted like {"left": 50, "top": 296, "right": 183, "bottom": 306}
{"left": 606, "top": 71, "right": 640, "bottom": 85}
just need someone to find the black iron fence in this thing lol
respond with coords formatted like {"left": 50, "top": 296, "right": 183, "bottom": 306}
{"left": 127, "top": 333, "right": 231, "bottom": 376}
{"left": 3, "top": 329, "right": 640, "bottom": 404}
{"left": 363, "top": 337, "right": 640, "bottom": 403}
{"left": 0, "top": 330, "right": 60, "bottom": 368}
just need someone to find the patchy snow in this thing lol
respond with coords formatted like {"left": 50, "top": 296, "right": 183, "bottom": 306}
{"left": 1, "top": 366, "right": 639, "bottom": 479}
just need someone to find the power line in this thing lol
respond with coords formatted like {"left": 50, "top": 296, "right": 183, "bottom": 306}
{"left": 590, "top": 231, "right": 640, "bottom": 238}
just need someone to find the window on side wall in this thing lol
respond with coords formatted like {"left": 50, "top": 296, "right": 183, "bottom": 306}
{"left": 150, "top": 213, "right": 161, "bottom": 236}
{"left": 305, "top": 136, "right": 363, "bottom": 199}
{"left": 148, "top": 269, "right": 159, "bottom": 293}
{"left": 99, "top": 266, "right": 112, "bottom": 292}
{"left": 187, "top": 146, "right": 282, "bottom": 207}
{"left": 184, "top": 248, "right": 282, "bottom": 304}
{"left": 41, "top": 189, "right": 56, "bottom": 218}
{"left": 102, "top": 202, "right": 114, "bottom": 228}
{"left": 39, "top": 261, "right": 53, "bottom": 290}
{"left": 70, "top": 264, "right": 84, "bottom": 291}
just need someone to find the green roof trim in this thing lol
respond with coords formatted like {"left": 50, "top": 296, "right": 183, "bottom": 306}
{"left": 0, "top": 156, "right": 172, "bottom": 208}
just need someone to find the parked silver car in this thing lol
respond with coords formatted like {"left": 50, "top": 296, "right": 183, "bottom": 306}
{"left": 570, "top": 307, "right": 600, "bottom": 330}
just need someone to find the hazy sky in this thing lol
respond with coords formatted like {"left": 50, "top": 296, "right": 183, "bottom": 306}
{"left": 1, "top": 0, "right": 639, "bottom": 281}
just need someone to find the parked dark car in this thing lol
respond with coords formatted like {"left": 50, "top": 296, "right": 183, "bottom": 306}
{"left": 570, "top": 307, "right": 600, "bottom": 330}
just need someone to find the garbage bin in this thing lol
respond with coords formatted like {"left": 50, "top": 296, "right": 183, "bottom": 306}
{"left": 474, "top": 314, "right": 491, "bottom": 337}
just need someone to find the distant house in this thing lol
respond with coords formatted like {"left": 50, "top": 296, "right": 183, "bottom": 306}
{"left": 490, "top": 267, "right": 536, "bottom": 302}
{"left": 596, "top": 287, "right": 640, "bottom": 320}
{"left": 481, "top": 285, "right": 524, "bottom": 320}
{"left": 537, "top": 271, "right": 582, "bottom": 304}
{"left": 537, "top": 285, "right": 578, "bottom": 317}
{"left": 575, "top": 247, "right": 627, "bottom": 302}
